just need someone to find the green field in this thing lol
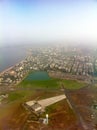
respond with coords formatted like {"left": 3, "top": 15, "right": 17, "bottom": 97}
{"left": 18, "top": 78, "right": 86, "bottom": 90}
{"left": 18, "top": 79, "right": 59, "bottom": 89}
{"left": 18, "top": 71, "right": 86, "bottom": 89}
{"left": 62, "top": 80, "right": 86, "bottom": 89}
{"left": 8, "top": 90, "right": 34, "bottom": 102}
{"left": 6, "top": 78, "right": 86, "bottom": 102}
{"left": 7, "top": 71, "right": 86, "bottom": 102}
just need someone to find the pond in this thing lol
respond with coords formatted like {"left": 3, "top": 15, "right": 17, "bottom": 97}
{"left": 25, "top": 71, "right": 51, "bottom": 81}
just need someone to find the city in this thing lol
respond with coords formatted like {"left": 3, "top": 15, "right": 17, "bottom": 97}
{"left": 0, "top": 45, "right": 96, "bottom": 88}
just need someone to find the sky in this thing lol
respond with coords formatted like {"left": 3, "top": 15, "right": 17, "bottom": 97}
{"left": 0, "top": 0, "right": 97, "bottom": 46}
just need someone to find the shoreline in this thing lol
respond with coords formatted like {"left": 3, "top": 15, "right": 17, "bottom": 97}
{"left": 0, "top": 66, "right": 14, "bottom": 75}
{"left": 0, "top": 49, "right": 28, "bottom": 75}
{"left": 0, "top": 59, "right": 25, "bottom": 75}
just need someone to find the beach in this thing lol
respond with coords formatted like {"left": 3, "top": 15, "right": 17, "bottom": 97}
{"left": 0, "top": 46, "right": 27, "bottom": 73}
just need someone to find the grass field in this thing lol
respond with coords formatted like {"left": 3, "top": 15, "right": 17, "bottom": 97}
{"left": 8, "top": 90, "right": 34, "bottom": 102}
{"left": 6, "top": 78, "right": 86, "bottom": 102}
{"left": 62, "top": 80, "right": 86, "bottom": 89}
{"left": 18, "top": 78, "right": 60, "bottom": 88}
{"left": 18, "top": 77, "right": 86, "bottom": 90}
{"left": 3, "top": 71, "right": 87, "bottom": 103}
{"left": 0, "top": 73, "right": 87, "bottom": 111}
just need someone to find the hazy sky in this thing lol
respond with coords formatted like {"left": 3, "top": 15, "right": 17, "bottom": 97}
{"left": 0, "top": 0, "right": 97, "bottom": 46}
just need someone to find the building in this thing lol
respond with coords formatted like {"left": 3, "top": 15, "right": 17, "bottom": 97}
{"left": 25, "top": 101, "right": 42, "bottom": 112}
{"left": 25, "top": 94, "right": 66, "bottom": 113}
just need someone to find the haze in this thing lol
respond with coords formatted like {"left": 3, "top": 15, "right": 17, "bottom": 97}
{"left": 0, "top": 0, "right": 97, "bottom": 46}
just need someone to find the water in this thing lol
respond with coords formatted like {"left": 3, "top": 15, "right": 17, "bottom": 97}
{"left": 25, "top": 71, "right": 51, "bottom": 81}
{"left": 0, "top": 46, "right": 27, "bottom": 72}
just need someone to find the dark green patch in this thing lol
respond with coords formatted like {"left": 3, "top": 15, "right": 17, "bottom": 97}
{"left": 25, "top": 71, "right": 51, "bottom": 81}
{"left": 18, "top": 77, "right": 86, "bottom": 90}
{"left": 8, "top": 92, "right": 24, "bottom": 101}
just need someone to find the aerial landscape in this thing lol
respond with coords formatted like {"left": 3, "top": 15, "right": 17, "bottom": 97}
{"left": 0, "top": 0, "right": 97, "bottom": 130}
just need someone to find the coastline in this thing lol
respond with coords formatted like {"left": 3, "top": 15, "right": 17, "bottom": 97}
{"left": 0, "top": 66, "right": 14, "bottom": 75}
{"left": 0, "top": 46, "right": 28, "bottom": 75}
{"left": 0, "top": 60, "right": 25, "bottom": 75}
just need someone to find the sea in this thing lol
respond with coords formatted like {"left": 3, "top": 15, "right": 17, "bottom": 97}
{"left": 0, "top": 46, "right": 28, "bottom": 73}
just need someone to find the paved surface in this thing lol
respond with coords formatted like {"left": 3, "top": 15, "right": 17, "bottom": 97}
{"left": 26, "top": 94, "right": 66, "bottom": 108}
{"left": 38, "top": 95, "right": 66, "bottom": 108}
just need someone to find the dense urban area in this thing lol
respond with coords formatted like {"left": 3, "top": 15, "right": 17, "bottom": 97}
{"left": 0, "top": 45, "right": 97, "bottom": 87}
